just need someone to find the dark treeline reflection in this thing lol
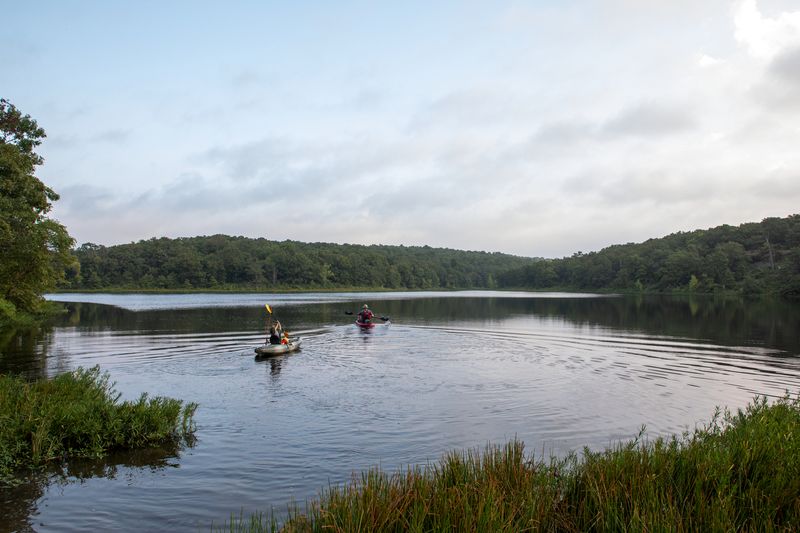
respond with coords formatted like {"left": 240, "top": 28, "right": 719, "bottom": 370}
{"left": 46, "top": 295, "right": 800, "bottom": 354}
{"left": 1, "top": 294, "right": 797, "bottom": 380}
{"left": 0, "top": 327, "right": 51, "bottom": 378}
{"left": 373, "top": 295, "right": 800, "bottom": 353}
{"left": 0, "top": 444, "right": 184, "bottom": 533}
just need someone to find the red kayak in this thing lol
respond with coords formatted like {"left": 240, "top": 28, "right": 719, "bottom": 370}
{"left": 355, "top": 320, "right": 375, "bottom": 329}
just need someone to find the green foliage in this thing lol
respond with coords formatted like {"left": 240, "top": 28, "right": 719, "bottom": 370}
{"left": 0, "top": 99, "right": 76, "bottom": 316}
{"left": 563, "top": 396, "right": 800, "bottom": 530}
{"left": 0, "top": 366, "right": 197, "bottom": 483}
{"left": 0, "top": 297, "right": 20, "bottom": 329}
{"left": 219, "top": 395, "right": 800, "bottom": 532}
{"left": 67, "top": 236, "right": 534, "bottom": 291}
{"left": 500, "top": 214, "right": 800, "bottom": 297}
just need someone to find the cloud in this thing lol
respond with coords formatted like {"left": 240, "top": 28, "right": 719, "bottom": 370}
{"left": 531, "top": 120, "right": 596, "bottom": 145}
{"left": 696, "top": 54, "right": 722, "bottom": 68}
{"left": 203, "top": 138, "right": 298, "bottom": 181}
{"left": 90, "top": 129, "right": 131, "bottom": 144}
{"left": 748, "top": 45, "right": 800, "bottom": 110}
{"left": 767, "top": 45, "right": 800, "bottom": 84}
{"left": 732, "top": 1, "right": 800, "bottom": 110}
{"left": 44, "top": 128, "right": 130, "bottom": 150}
{"left": 347, "top": 88, "right": 386, "bottom": 110}
{"left": 24, "top": 1, "right": 800, "bottom": 258}
{"left": 734, "top": 0, "right": 800, "bottom": 60}
{"left": 230, "top": 69, "right": 263, "bottom": 87}
{"left": 56, "top": 184, "right": 116, "bottom": 213}
{"left": 748, "top": 166, "right": 800, "bottom": 199}
{"left": 601, "top": 102, "right": 695, "bottom": 137}
{"left": 528, "top": 100, "right": 696, "bottom": 147}
{"left": 407, "top": 89, "right": 540, "bottom": 134}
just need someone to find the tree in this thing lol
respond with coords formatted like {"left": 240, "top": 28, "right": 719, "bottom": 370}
{"left": 0, "top": 99, "right": 75, "bottom": 316}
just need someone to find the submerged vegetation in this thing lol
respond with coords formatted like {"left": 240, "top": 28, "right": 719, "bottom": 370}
{"left": 0, "top": 366, "right": 197, "bottom": 483}
{"left": 220, "top": 395, "right": 800, "bottom": 532}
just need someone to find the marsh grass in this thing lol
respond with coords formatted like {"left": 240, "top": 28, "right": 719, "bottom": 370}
{"left": 219, "top": 394, "right": 800, "bottom": 532}
{"left": 0, "top": 366, "right": 197, "bottom": 482}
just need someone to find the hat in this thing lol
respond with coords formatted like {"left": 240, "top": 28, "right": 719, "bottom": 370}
{"left": 362, "top": 304, "right": 369, "bottom": 309}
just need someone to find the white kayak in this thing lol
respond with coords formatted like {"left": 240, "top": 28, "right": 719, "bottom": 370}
{"left": 254, "top": 339, "right": 302, "bottom": 357}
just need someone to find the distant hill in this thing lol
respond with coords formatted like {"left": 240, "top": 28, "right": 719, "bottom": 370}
{"left": 498, "top": 214, "right": 800, "bottom": 297}
{"left": 63, "top": 236, "right": 534, "bottom": 291}
{"left": 62, "top": 215, "right": 800, "bottom": 297}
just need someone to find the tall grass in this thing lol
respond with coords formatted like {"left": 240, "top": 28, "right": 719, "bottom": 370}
{"left": 219, "top": 394, "right": 800, "bottom": 532}
{"left": 0, "top": 366, "right": 197, "bottom": 482}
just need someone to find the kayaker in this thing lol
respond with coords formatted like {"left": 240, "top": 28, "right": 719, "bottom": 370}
{"left": 357, "top": 304, "right": 374, "bottom": 324}
{"left": 268, "top": 321, "right": 283, "bottom": 345}
{"left": 281, "top": 331, "right": 290, "bottom": 345}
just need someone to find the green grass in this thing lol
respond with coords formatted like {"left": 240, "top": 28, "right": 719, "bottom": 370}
{"left": 218, "top": 394, "right": 800, "bottom": 532}
{"left": 0, "top": 366, "right": 197, "bottom": 483}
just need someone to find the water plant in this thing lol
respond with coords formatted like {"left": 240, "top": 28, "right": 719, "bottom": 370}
{"left": 0, "top": 366, "right": 197, "bottom": 482}
{"left": 218, "top": 394, "right": 800, "bottom": 532}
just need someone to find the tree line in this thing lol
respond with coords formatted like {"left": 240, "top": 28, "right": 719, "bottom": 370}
{"left": 498, "top": 215, "right": 800, "bottom": 297}
{"left": 2, "top": 97, "right": 799, "bottom": 329}
{"left": 63, "top": 215, "right": 799, "bottom": 297}
{"left": 65, "top": 237, "right": 533, "bottom": 290}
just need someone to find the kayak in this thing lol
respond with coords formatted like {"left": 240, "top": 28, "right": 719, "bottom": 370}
{"left": 254, "top": 339, "right": 302, "bottom": 357}
{"left": 355, "top": 320, "right": 375, "bottom": 329}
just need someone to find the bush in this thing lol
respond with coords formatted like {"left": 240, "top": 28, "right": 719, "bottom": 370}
{"left": 0, "top": 366, "right": 197, "bottom": 482}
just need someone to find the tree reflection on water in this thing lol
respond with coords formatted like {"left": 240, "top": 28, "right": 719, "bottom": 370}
{"left": 0, "top": 443, "right": 188, "bottom": 533}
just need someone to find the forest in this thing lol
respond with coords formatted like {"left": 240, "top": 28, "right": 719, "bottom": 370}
{"left": 499, "top": 214, "right": 800, "bottom": 297}
{"left": 65, "top": 236, "right": 532, "bottom": 290}
{"left": 63, "top": 215, "right": 800, "bottom": 297}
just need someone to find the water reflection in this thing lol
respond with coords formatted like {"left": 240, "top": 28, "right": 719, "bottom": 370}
{"left": 2, "top": 295, "right": 799, "bottom": 381}
{"left": 254, "top": 353, "right": 287, "bottom": 377}
{"left": 267, "top": 357, "right": 283, "bottom": 377}
{"left": 30, "top": 294, "right": 800, "bottom": 353}
{"left": 0, "top": 444, "right": 186, "bottom": 533}
{"left": 0, "top": 292, "right": 798, "bottom": 532}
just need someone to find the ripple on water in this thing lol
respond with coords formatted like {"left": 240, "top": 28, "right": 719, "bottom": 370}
{"left": 8, "top": 306, "right": 800, "bottom": 532}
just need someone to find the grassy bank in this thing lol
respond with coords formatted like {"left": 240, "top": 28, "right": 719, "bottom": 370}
{"left": 220, "top": 395, "right": 800, "bottom": 532}
{"left": 0, "top": 366, "right": 197, "bottom": 483}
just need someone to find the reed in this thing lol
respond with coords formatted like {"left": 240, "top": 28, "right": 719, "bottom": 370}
{"left": 0, "top": 366, "right": 197, "bottom": 482}
{"left": 219, "top": 394, "right": 800, "bottom": 532}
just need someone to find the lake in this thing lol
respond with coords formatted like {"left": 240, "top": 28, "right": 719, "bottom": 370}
{"left": 1, "top": 291, "right": 799, "bottom": 532}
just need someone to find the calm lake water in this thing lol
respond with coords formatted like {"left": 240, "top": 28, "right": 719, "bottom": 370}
{"left": 1, "top": 291, "right": 799, "bottom": 532}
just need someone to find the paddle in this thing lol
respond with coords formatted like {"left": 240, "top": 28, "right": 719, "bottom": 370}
{"left": 345, "top": 311, "right": 390, "bottom": 321}
{"left": 265, "top": 303, "right": 273, "bottom": 330}
{"left": 265, "top": 304, "right": 290, "bottom": 342}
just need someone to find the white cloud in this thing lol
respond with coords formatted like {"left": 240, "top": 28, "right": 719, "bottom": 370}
{"left": 696, "top": 53, "right": 722, "bottom": 67}
{"left": 734, "top": 0, "right": 800, "bottom": 60}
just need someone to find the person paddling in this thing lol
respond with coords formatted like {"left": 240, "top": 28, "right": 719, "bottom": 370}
{"left": 268, "top": 320, "right": 283, "bottom": 345}
{"left": 357, "top": 304, "right": 374, "bottom": 324}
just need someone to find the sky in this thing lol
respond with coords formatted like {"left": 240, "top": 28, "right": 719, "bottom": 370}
{"left": 3, "top": 0, "right": 800, "bottom": 258}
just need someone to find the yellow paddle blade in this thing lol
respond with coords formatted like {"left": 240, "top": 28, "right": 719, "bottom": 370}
{"left": 265, "top": 304, "right": 272, "bottom": 314}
